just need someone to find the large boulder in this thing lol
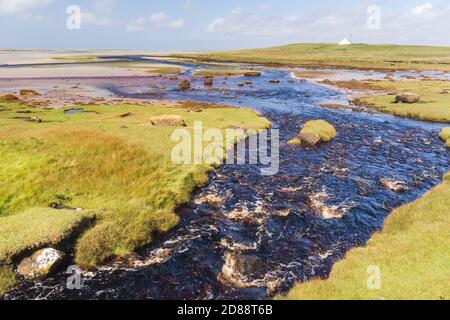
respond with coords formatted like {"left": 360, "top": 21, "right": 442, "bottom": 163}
{"left": 244, "top": 71, "right": 262, "bottom": 77}
{"left": 150, "top": 115, "right": 186, "bottom": 127}
{"left": 0, "top": 94, "right": 20, "bottom": 102}
{"left": 204, "top": 76, "right": 213, "bottom": 86}
{"left": 298, "top": 133, "right": 322, "bottom": 147}
{"left": 395, "top": 92, "right": 421, "bottom": 104}
{"left": 179, "top": 80, "right": 191, "bottom": 90}
{"left": 17, "top": 248, "right": 66, "bottom": 279}
{"left": 300, "top": 120, "right": 337, "bottom": 143}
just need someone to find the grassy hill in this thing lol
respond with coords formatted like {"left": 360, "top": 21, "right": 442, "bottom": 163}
{"left": 176, "top": 43, "right": 450, "bottom": 71}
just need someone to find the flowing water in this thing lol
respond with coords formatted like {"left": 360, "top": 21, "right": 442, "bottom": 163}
{"left": 4, "top": 58, "right": 449, "bottom": 300}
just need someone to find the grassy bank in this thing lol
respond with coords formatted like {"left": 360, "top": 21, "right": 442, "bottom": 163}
{"left": 352, "top": 80, "right": 450, "bottom": 123}
{"left": 281, "top": 172, "right": 450, "bottom": 300}
{"left": 440, "top": 128, "right": 450, "bottom": 147}
{"left": 0, "top": 100, "right": 270, "bottom": 293}
{"left": 177, "top": 43, "right": 450, "bottom": 72}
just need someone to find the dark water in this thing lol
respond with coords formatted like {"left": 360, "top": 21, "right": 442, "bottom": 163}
{"left": 5, "top": 58, "right": 449, "bottom": 300}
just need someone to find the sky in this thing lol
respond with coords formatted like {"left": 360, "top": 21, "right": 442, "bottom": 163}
{"left": 1, "top": 0, "right": 450, "bottom": 50}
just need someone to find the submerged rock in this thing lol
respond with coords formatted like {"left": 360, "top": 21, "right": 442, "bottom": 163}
{"left": 194, "top": 193, "right": 226, "bottom": 207}
{"left": 380, "top": 178, "right": 408, "bottom": 192}
{"left": 17, "top": 248, "right": 66, "bottom": 280}
{"left": 221, "top": 252, "right": 262, "bottom": 278}
{"left": 395, "top": 92, "right": 421, "bottom": 104}
{"left": 150, "top": 115, "right": 186, "bottom": 127}
{"left": 309, "top": 192, "right": 344, "bottom": 219}
{"left": 179, "top": 80, "right": 191, "bottom": 90}
{"left": 269, "top": 79, "right": 281, "bottom": 84}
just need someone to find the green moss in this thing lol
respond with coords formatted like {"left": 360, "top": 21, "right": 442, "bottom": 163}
{"left": 300, "top": 120, "right": 337, "bottom": 142}
{"left": 287, "top": 138, "right": 302, "bottom": 145}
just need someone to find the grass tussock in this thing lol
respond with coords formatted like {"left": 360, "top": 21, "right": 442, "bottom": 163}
{"left": 281, "top": 172, "right": 450, "bottom": 300}
{"left": 0, "top": 208, "right": 94, "bottom": 263}
{"left": 301, "top": 120, "right": 337, "bottom": 142}
{"left": 440, "top": 128, "right": 450, "bottom": 147}
{"left": 0, "top": 102, "right": 270, "bottom": 271}
{"left": 0, "top": 265, "right": 16, "bottom": 296}
{"left": 353, "top": 80, "right": 450, "bottom": 123}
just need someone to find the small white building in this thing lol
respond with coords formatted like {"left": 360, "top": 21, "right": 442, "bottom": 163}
{"left": 338, "top": 38, "right": 351, "bottom": 46}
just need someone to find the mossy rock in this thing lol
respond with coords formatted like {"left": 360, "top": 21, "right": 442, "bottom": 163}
{"left": 300, "top": 120, "right": 337, "bottom": 142}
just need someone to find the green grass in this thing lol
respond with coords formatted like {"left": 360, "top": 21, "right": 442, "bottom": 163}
{"left": 0, "top": 266, "right": 16, "bottom": 296}
{"left": 177, "top": 43, "right": 450, "bottom": 71}
{"left": 0, "top": 102, "right": 270, "bottom": 272}
{"left": 300, "top": 120, "right": 337, "bottom": 142}
{"left": 354, "top": 80, "right": 450, "bottom": 123}
{"left": 148, "top": 66, "right": 184, "bottom": 75}
{"left": 440, "top": 128, "right": 450, "bottom": 147}
{"left": 0, "top": 208, "right": 94, "bottom": 263}
{"left": 281, "top": 172, "right": 450, "bottom": 300}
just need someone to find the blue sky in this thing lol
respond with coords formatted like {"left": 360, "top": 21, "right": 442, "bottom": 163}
{"left": 1, "top": 0, "right": 450, "bottom": 50}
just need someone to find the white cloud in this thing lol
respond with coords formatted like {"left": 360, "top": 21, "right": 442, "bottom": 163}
{"left": 126, "top": 12, "right": 185, "bottom": 32}
{"left": 412, "top": 3, "right": 434, "bottom": 16}
{"left": 150, "top": 12, "right": 168, "bottom": 24}
{"left": 181, "top": 0, "right": 195, "bottom": 10}
{"left": 0, "top": 0, "right": 53, "bottom": 16}
{"left": 207, "top": 8, "right": 305, "bottom": 37}
{"left": 81, "top": 12, "right": 112, "bottom": 27}
{"left": 126, "top": 17, "right": 146, "bottom": 32}
{"left": 169, "top": 18, "right": 185, "bottom": 29}
{"left": 93, "top": 0, "right": 115, "bottom": 13}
